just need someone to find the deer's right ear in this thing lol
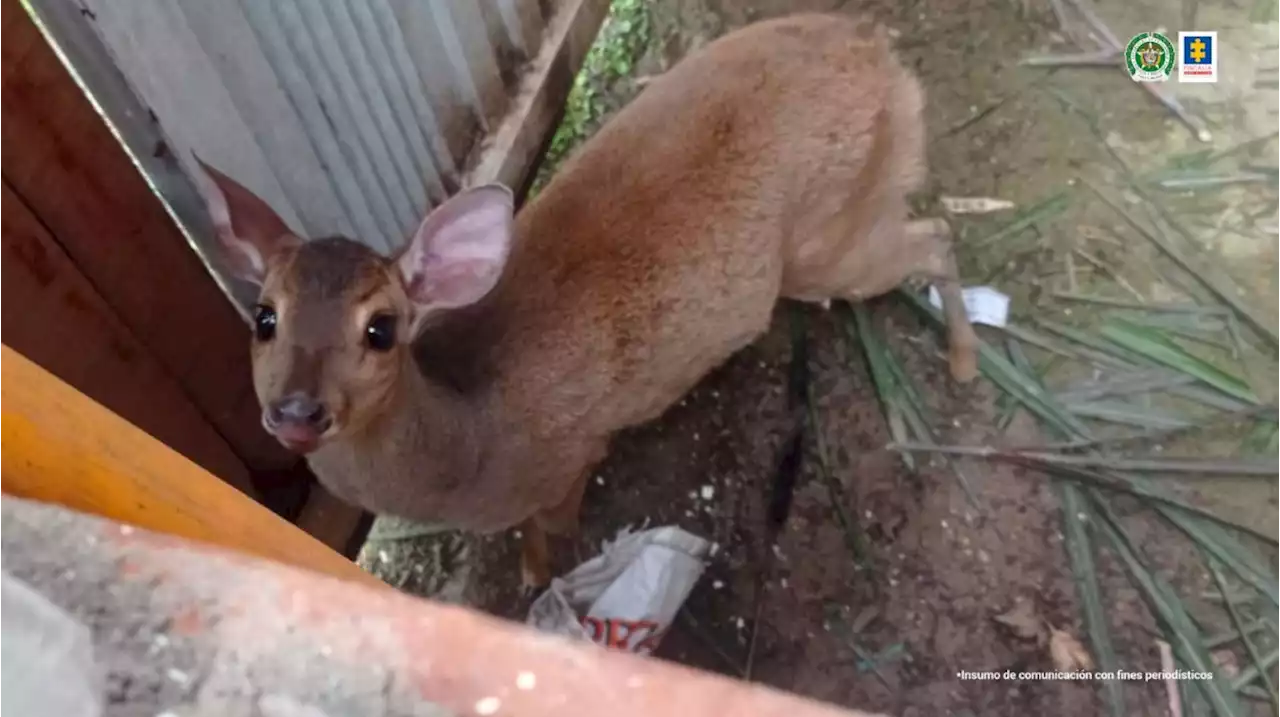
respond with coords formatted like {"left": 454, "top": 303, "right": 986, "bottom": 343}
{"left": 192, "top": 155, "right": 299, "bottom": 286}
{"left": 396, "top": 184, "right": 514, "bottom": 316}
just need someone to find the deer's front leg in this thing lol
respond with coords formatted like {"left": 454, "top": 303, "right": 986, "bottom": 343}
{"left": 521, "top": 445, "right": 603, "bottom": 589}
{"left": 520, "top": 519, "right": 551, "bottom": 589}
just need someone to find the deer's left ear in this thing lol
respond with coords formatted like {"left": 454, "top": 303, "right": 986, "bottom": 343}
{"left": 193, "top": 154, "right": 300, "bottom": 285}
{"left": 396, "top": 184, "right": 514, "bottom": 313}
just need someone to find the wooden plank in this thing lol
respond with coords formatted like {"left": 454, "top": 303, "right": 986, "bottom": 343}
{"left": 464, "top": 0, "right": 610, "bottom": 193}
{"left": 1, "top": 3, "right": 300, "bottom": 482}
{"left": 0, "top": 0, "right": 38, "bottom": 90}
{"left": 1, "top": 183, "right": 258, "bottom": 500}
{"left": 0, "top": 344, "right": 380, "bottom": 587}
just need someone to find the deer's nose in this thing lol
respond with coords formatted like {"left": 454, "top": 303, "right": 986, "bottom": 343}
{"left": 264, "top": 394, "right": 332, "bottom": 451}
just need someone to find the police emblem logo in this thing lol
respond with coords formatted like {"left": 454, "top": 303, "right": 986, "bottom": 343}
{"left": 1178, "top": 31, "right": 1219, "bottom": 83}
{"left": 1125, "top": 32, "right": 1175, "bottom": 82}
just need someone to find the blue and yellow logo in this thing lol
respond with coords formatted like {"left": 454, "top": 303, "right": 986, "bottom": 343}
{"left": 1183, "top": 34, "right": 1213, "bottom": 66}
{"left": 1178, "top": 31, "right": 1219, "bottom": 82}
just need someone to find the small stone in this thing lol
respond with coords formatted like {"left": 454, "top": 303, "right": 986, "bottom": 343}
{"left": 595, "top": 475, "right": 605, "bottom": 486}
{"left": 475, "top": 697, "right": 502, "bottom": 715}
{"left": 378, "top": 550, "right": 390, "bottom": 563}
{"left": 736, "top": 617, "right": 746, "bottom": 630}
{"left": 700, "top": 485, "right": 715, "bottom": 500}
{"left": 166, "top": 668, "right": 190, "bottom": 686}
{"left": 713, "top": 580, "right": 724, "bottom": 590}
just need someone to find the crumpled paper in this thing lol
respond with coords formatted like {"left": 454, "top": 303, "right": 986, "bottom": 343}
{"left": 527, "top": 526, "right": 713, "bottom": 654}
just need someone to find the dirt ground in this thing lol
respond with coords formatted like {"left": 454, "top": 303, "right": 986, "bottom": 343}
{"left": 361, "top": 1, "right": 1279, "bottom": 715}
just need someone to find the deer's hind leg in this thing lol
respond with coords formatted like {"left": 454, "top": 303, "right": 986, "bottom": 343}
{"left": 806, "top": 215, "right": 978, "bottom": 383}
{"left": 901, "top": 218, "right": 978, "bottom": 383}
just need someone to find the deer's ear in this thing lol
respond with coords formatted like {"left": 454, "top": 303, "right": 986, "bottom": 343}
{"left": 193, "top": 155, "right": 299, "bottom": 286}
{"left": 396, "top": 184, "right": 514, "bottom": 314}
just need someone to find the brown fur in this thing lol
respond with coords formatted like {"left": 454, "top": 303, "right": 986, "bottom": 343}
{"left": 224, "top": 14, "right": 977, "bottom": 587}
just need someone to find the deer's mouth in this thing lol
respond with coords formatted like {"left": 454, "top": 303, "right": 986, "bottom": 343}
{"left": 274, "top": 424, "right": 323, "bottom": 454}
{"left": 263, "top": 413, "right": 335, "bottom": 454}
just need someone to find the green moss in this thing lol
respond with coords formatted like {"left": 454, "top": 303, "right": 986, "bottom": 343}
{"left": 531, "top": 0, "right": 651, "bottom": 193}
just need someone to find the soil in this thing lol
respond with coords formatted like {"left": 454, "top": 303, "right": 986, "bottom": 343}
{"left": 361, "top": 1, "right": 1279, "bottom": 715}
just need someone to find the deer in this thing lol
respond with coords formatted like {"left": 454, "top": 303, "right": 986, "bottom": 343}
{"left": 194, "top": 13, "right": 977, "bottom": 589}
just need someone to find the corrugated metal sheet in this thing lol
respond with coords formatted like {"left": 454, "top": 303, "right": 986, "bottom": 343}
{"left": 41, "top": 0, "right": 545, "bottom": 254}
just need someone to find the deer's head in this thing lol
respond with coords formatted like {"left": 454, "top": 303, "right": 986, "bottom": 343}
{"left": 195, "top": 158, "right": 513, "bottom": 453}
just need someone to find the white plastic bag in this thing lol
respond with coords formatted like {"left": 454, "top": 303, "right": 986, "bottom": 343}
{"left": 928, "top": 284, "right": 1011, "bottom": 327}
{"left": 526, "top": 526, "right": 712, "bottom": 654}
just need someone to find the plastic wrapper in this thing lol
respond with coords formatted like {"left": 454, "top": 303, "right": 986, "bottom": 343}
{"left": 526, "top": 526, "right": 713, "bottom": 654}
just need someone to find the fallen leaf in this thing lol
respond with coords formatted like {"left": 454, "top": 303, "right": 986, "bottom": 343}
{"left": 994, "top": 600, "right": 1047, "bottom": 643}
{"left": 940, "top": 196, "right": 1016, "bottom": 215}
{"left": 1049, "top": 628, "right": 1094, "bottom": 672}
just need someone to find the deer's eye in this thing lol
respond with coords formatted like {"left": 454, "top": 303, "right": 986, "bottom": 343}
{"left": 253, "top": 305, "right": 277, "bottom": 342}
{"left": 365, "top": 314, "right": 397, "bottom": 352}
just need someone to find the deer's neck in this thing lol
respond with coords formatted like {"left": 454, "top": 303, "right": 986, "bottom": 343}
{"left": 308, "top": 353, "right": 485, "bottom": 520}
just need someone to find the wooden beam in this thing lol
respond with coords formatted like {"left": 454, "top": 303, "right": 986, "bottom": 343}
{"left": 1, "top": 182, "right": 259, "bottom": 500}
{"left": 463, "top": 0, "right": 609, "bottom": 193}
{"left": 2, "top": 0, "right": 301, "bottom": 488}
{"left": 0, "top": 344, "right": 380, "bottom": 587}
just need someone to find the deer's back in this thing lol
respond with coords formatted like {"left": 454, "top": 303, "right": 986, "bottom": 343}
{"left": 454, "top": 14, "right": 911, "bottom": 454}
